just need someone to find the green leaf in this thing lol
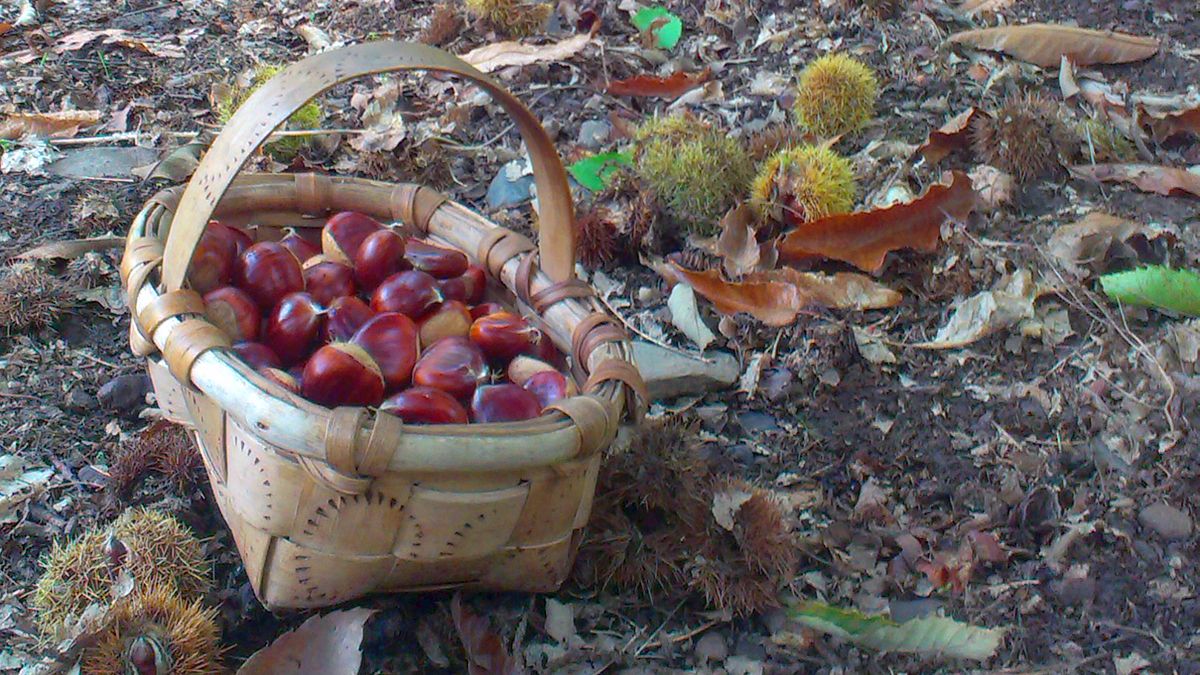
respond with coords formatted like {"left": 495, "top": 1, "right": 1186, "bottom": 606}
{"left": 632, "top": 7, "right": 683, "bottom": 50}
{"left": 567, "top": 151, "right": 632, "bottom": 192}
{"left": 788, "top": 601, "right": 1005, "bottom": 662}
{"left": 1099, "top": 265, "right": 1200, "bottom": 317}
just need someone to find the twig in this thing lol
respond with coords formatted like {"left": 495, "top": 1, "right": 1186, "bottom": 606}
{"left": 594, "top": 290, "right": 720, "bottom": 363}
{"left": 49, "top": 128, "right": 361, "bottom": 147}
{"left": 637, "top": 619, "right": 722, "bottom": 651}
{"left": 631, "top": 598, "right": 687, "bottom": 657}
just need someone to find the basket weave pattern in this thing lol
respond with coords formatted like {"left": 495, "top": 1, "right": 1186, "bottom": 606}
{"left": 121, "top": 44, "right": 645, "bottom": 610}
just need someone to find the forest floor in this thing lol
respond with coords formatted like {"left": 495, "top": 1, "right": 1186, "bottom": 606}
{"left": 1, "top": 0, "right": 1198, "bottom": 673}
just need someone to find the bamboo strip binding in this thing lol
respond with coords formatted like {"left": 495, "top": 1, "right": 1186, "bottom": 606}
{"left": 121, "top": 43, "right": 645, "bottom": 610}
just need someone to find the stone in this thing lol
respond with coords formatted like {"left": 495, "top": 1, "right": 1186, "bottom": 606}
{"left": 694, "top": 631, "right": 727, "bottom": 663}
{"left": 96, "top": 373, "right": 151, "bottom": 411}
{"left": 485, "top": 160, "right": 535, "bottom": 209}
{"left": 47, "top": 147, "right": 159, "bottom": 179}
{"left": 65, "top": 388, "right": 95, "bottom": 412}
{"left": 1138, "top": 502, "right": 1193, "bottom": 541}
{"left": 631, "top": 341, "right": 739, "bottom": 400}
{"left": 577, "top": 119, "right": 611, "bottom": 150}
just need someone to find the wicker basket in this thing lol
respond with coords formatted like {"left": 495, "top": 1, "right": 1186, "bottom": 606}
{"left": 120, "top": 42, "right": 646, "bottom": 611}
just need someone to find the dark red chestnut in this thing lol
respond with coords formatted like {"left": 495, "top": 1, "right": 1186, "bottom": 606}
{"left": 264, "top": 292, "right": 325, "bottom": 365}
{"left": 301, "top": 343, "right": 385, "bottom": 407}
{"left": 204, "top": 286, "right": 260, "bottom": 342}
{"left": 322, "top": 211, "right": 383, "bottom": 265}
{"left": 470, "top": 302, "right": 506, "bottom": 320}
{"left": 437, "top": 265, "right": 487, "bottom": 304}
{"left": 323, "top": 296, "right": 375, "bottom": 343}
{"left": 354, "top": 229, "right": 409, "bottom": 292}
{"left": 380, "top": 386, "right": 469, "bottom": 425}
{"left": 470, "top": 383, "right": 541, "bottom": 423}
{"left": 417, "top": 300, "right": 472, "bottom": 346}
{"left": 279, "top": 228, "right": 320, "bottom": 264}
{"left": 404, "top": 238, "right": 469, "bottom": 279}
{"left": 235, "top": 241, "right": 305, "bottom": 310}
{"left": 506, "top": 355, "right": 556, "bottom": 386}
{"left": 412, "top": 336, "right": 487, "bottom": 401}
{"left": 217, "top": 222, "right": 253, "bottom": 256}
{"left": 523, "top": 331, "right": 563, "bottom": 366}
{"left": 302, "top": 257, "right": 357, "bottom": 306}
{"left": 351, "top": 312, "right": 420, "bottom": 391}
{"left": 470, "top": 311, "right": 535, "bottom": 364}
{"left": 523, "top": 370, "right": 574, "bottom": 409}
{"left": 259, "top": 367, "right": 300, "bottom": 394}
{"left": 231, "top": 341, "right": 281, "bottom": 370}
{"left": 187, "top": 221, "right": 239, "bottom": 294}
{"left": 370, "top": 270, "right": 443, "bottom": 319}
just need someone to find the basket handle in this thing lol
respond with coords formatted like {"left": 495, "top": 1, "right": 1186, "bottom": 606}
{"left": 161, "top": 41, "right": 576, "bottom": 292}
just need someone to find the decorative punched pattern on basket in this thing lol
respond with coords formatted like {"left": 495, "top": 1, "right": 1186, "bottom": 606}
{"left": 290, "top": 485, "right": 412, "bottom": 556}
{"left": 183, "top": 388, "right": 226, "bottom": 481}
{"left": 147, "top": 359, "right": 189, "bottom": 422}
{"left": 392, "top": 483, "right": 530, "bottom": 561}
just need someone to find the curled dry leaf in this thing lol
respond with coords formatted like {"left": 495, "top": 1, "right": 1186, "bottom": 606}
{"left": 18, "top": 236, "right": 125, "bottom": 260}
{"left": 919, "top": 108, "right": 982, "bottom": 164}
{"left": 451, "top": 593, "right": 523, "bottom": 675}
{"left": 1143, "top": 106, "right": 1200, "bottom": 142}
{"left": 715, "top": 204, "right": 761, "bottom": 276}
{"left": 1047, "top": 212, "right": 1144, "bottom": 275}
{"left": 668, "top": 283, "right": 717, "bottom": 350}
{"left": 1069, "top": 163, "right": 1200, "bottom": 198}
{"left": 7, "top": 28, "right": 193, "bottom": 63}
{"left": 947, "top": 23, "right": 1159, "bottom": 68}
{"left": 749, "top": 268, "right": 902, "bottom": 311}
{"left": 459, "top": 31, "right": 593, "bottom": 73}
{"left": 968, "top": 165, "right": 1015, "bottom": 210}
{"left": 606, "top": 68, "right": 711, "bottom": 99}
{"left": 778, "top": 171, "right": 977, "bottom": 275}
{"left": 911, "top": 270, "right": 1038, "bottom": 349}
{"left": 0, "top": 111, "right": 102, "bottom": 140}
{"left": 661, "top": 263, "right": 803, "bottom": 326}
{"left": 958, "top": 0, "right": 1016, "bottom": 17}
{"left": 236, "top": 607, "right": 375, "bottom": 675}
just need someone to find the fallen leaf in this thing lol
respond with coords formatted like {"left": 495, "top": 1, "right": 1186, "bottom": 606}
{"left": 1143, "top": 106, "right": 1200, "bottom": 142}
{"left": 0, "top": 454, "right": 54, "bottom": 524}
{"left": 911, "top": 270, "right": 1037, "bottom": 349}
{"left": 1100, "top": 265, "right": 1200, "bottom": 317}
{"left": 711, "top": 486, "right": 754, "bottom": 531}
{"left": 1069, "top": 163, "right": 1200, "bottom": 198}
{"left": 1059, "top": 56, "right": 1080, "bottom": 99}
{"left": 968, "top": 164, "right": 1015, "bottom": 209}
{"left": 134, "top": 132, "right": 213, "bottom": 182}
{"left": 947, "top": 23, "right": 1159, "bottom": 68}
{"left": 0, "top": 110, "right": 102, "bottom": 140}
{"left": 751, "top": 268, "right": 903, "bottom": 310}
{"left": 668, "top": 283, "right": 717, "bottom": 350}
{"left": 788, "top": 601, "right": 1005, "bottom": 661}
{"left": 1047, "top": 212, "right": 1143, "bottom": 274}
{"left": 0, "top": 138, "right": 62, "bottom": 176}
{"left": 854, "top": 478, "right": 891, "bottom": 522}
{"left": 918, "top": 108, "right": 982, "bottom": 163}
{"left": 460, "top": 32, "right": 593, "bottom": 73}
{"left": 715, "top": 204, "right": 761, "bottom": 276}
{"left": 958, "top": 0, "right": 1016, "bottom": 16}
{"left": 853, "top": 326, "right": 897, "bottom": 364}
{"left": 1114, "top": 652, "right": 1152, "bottom": 675}
{"left": 237, "top": 608, "right": 374, "bottom": 674}
{"left": 606, "top": 68, "right": 711, "bottom": 99}
{"left": 296, "top": 22, "right": 333, "bottom": 52}
{"left": 18, "top": 236, "right": 125, "bottom": 260}
{"left": 451, "top": 594, "right": 523, "bottom": 675}
{"left": 0, "top": 23, "right": 12, "bottom": 37}
{"left": 662, "top": 264, "right": 803, "bottom": 326}
{"left": 567, "top": 151, "right": 632, "bottom": 191}
{"left": 778, "top": 171, "right": 977, "bottom": 275}
{"left": 544, "top": 599, "right": 576, "bottom": 644}
{"left": 631, "top": 6, "right": 683, "bottom": 50}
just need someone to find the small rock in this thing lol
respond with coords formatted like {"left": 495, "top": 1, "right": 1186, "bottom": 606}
{"left": 485, "top": 161, "right": 535, "bottom": 209}
{"left": 97, "top": 373, "right": 151, "bottom": 411}
{"left": 694, "top": 631, "right": 727, "bottom": 663}
{"left": 65, "top": 388, "right": 95, "bottom": 412}
{"left": 577, "top": 120, "right": 611, "bottom": 150}
{"left": 47, "top": 146, "right": 159, "bottom": 179}
{"left": 632, "top": 341, "right": 739, "bottom": 400}
{"left": 1138, "top": 502, "right": 1193, "bottom": 541}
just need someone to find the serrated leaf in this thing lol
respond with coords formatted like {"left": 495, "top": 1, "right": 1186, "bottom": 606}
{"left": 788, "top": 601, "right": 1005, "bottom": 661}
{"left": 631, "top": 7, "right": 682, "bottom": 50}
{"left": 1100, "top": 265, "right": 1200, "bottom": 317}
{"left": 566, "top": 151, "right": 631, "bottom": 191}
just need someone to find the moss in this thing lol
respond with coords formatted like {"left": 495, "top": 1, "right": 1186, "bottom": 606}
{"left": 750, "top": 145, "right": 857, "bottom": 224}
{"left": 465, "top": 0, "right": 551, "bottom": 37}
{"left": 1077, "top": 116, "right": 1136, "bottom": 163}
{"left": 81, "top": 586, "right": 223, "bottom": 675}
{"left": 216, "top": 64, "right": 322, "bottom": 161}
{"left": 33, "top": 508, "right": 211, "bottom": 638}
{"left": 634, "top": 113, "right": 754, "bottom": 235}
{"left": 793, "top": 53, "right": 879, "bottom": 137}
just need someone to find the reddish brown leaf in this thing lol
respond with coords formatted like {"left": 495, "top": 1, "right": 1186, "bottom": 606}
{"left": 662, "top": 263, "right": 803, "bottom": 326}
{"left": 606, "top": 68, "right": 711, "bottom": 99}
{"left": 459, "top": 32, "right": 593, "bottom": 74}
{"left": 1069, "top": 163, "right": 1200, "bottom": 198}
{"left": 715, "top": 204, "right": 761, "bottom": 276}
{"left": 948, "top": 23, "right": 1159, "bottom": 68}
{"left": 451, "top": 594, "right": 523, "bottom": 675}
{"left": 967, "top": 530, "right": 1008, "bottom": 563}
{"left": 0, "top": 22, "right": 13, "bottom": 37}
{"left": 1144, "top": 106, "right": 1200, "bottom": 142}
{"left": 778, "top": 171, "right": 977, "bottom": 275}
{"left": 237, "top": 608, "right": 374, "bottom": 675}
{"left": 749, "top": 268, "right": 902, "bottom": 310}
{"left": 919, "top": 108, "right": 983, "bottom": 163}
{"left": 0, "top": 110, "right": 103, "bottom": 140}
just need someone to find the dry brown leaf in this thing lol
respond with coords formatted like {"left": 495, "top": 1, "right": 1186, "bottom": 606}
{"left": 661, "top": 263, "right": 803, "bottom": 326}
{"left": 778, "top": 171, "right": 977, "bottom": 275}
{"left": 451, "top": 594, "right": 523, "bottom": 675}
{"left": 1047, "top": 212, "right": 1143, "bottom": 273}
{"left": 18, "top": 236, "right": 125, "bottom": 260}
{"left": 751, "top": 268, "right": 903, "bottom": 310}
{"left": 715, "top": 204, "right": 761, "bottom": 276}
{"left": 1069, "top": 163, "right": 1200, "bottom": 198}
{"left": 237, "top": 608, "right": 374, "bottom": 674}
{"left": 606, "top": 69, "right": 711, "bottom": 99}
{"left": 0, "top": 111, "right": 102, "bottom": 140}
{"left": 1144, "top": 106, "right": 1200, "bottom": 142}
{"left": 947, "top": 23, "right": 1159, "bottom": 68}
{"left": 5, "top": 27, "right": 192, "bottom": 64}
{"left": 959, "top": 0, "right": 1016, "bottom": 16}
{"left": 919, "top": 108, "right": 983, "bottom": 163}
{"left": 459, "top": 32, "right": 592, "bottom": 73}
{"left": 969, "top": 164, "right": 1015, "bottom": 209}
{"left": 0, "top": 22, "right": 13, "bottom": 37}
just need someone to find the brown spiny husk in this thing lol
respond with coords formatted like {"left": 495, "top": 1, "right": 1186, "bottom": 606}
{"left": 971, "top": 92, "right": 1077, "bottom": 182}
{"left": 71, "top": 191, "right": 121, "bottom": 237}
{"left": 108, "top": 420, "right": 195, "bottom": 498}
{"left": 0, "top": 263, "right": 72, "bottom": 333}
{"left": 420, "top": 3, "right": 464, "bottom": 45}
{"left": 576, "top": 208, "right": 618, "bottom": 268}
{"left": 33, "top": 508, "right": 211, "bottom": 639}
{"left": 81, "top": 585, "right": 223, "bottom": 675}
{"left": 63, "top": 252, "right": 110, "bottom": 290}
{"left": 747, "top": 124, "right": 806, "bottom": 163}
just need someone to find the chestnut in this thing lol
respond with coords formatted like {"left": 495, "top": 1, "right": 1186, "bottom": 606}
{"left": 380, "top": 386, "right": 469, "bottom": 425}
{"left": 437, "top": 265, "right": 487, "bottom": 304}
{"left": 264, "top": 292, "right": 325, "bottom": 365}
{"left": 322, "top": 211, "right": 383, "bottom": 265}
{"left": 203, "top": 286, "right": 260, "bottom": 342}
{"left": 469, "top": 302, "right": 506, "bottom": 320}
{"left": 302, "top": 257, "right": 357, "bottom": 306}
{"left": 279, "top": 228, "right": 320, "bottom": 264}
{"left": 523, "top": 370, "right": 574, "bottom": 409}
{"left": 323, "top": 296, "right": 375, "bottom": 343}
{"left": 370, "top": 270, "right": 443, "bottom": 319}
{"left": 350, "top": 312, "right": 420, "bottom": 391}
{"left": 354, "top": 229, "right": 409, "bottom": 292}
{"left": 404, "top": 238, "right": 469, "bottom": 279}
{"left": 412, "top": 336, "right": 488, "bottom": 401}
{"left": 470, "top": 383, "right": 542, "bottom": 423}
{"left": 417, "top": 300, "right": 472, "bottom": 346}
{"left": 301, "top": 343, "right": 385, "bottom": 407}
{"left": 187, "top": 221, "right": 240, "bottom": 294}
{"left": 235, "top": 241, "right": 305, "bottom": 310}
{"left": 231, "top": 341, "right": 282, "bottom": 370}
{"left": 469, "top": 311, "right": 535, "bottom": 364}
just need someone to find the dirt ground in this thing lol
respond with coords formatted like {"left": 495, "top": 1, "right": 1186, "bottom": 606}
{"left": 1, "top": 0, "right": 1199, "bottom": 673}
